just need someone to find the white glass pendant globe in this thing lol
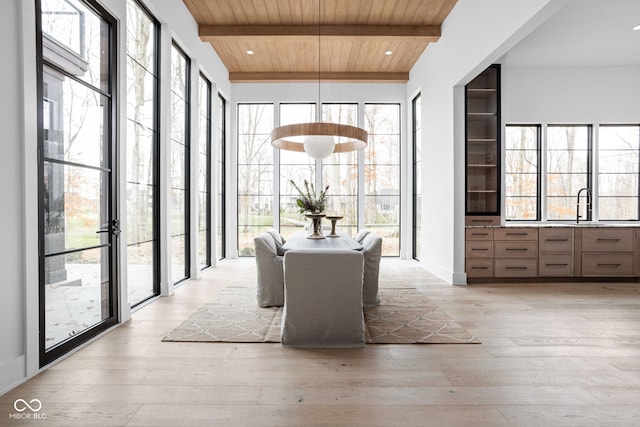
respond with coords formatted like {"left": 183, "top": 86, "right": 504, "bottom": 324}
{"left": 304, "top": 135, "right": 335, "bottom": 160}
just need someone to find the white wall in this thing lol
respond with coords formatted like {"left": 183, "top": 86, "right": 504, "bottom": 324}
{"left": 406, "top": 0, "right": 569, "bottom": 283}
{"left": 503, "top": 66, "right": 640, "bottom": 123}
{"left": 0, "top": 0, "right": 29, "bottom": 394}
{"left": 1, "top": 0, "right": 230, "bottom": 394}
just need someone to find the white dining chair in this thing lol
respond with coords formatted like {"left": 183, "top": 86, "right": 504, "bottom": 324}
{"left": 281, "top": 249, "right": 365, "bottom": 348}
{"left": 354, "top": 229, "right": 371, "bottom": 244}
{"left": 253, "top": 233, "right": 284, "bottom": 307}
{"left": 361, "top": 233, "right": 383, "bottom": 307}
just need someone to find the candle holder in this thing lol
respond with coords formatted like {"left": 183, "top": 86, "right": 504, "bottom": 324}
{"left": 325, "top": 216, "right": 343, "bottom": 237}
{"left": 305, "top": 213, "right": 326, "bottom": 239}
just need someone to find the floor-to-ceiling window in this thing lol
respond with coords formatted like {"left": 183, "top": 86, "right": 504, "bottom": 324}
{"left": 237, "top": 103, "right": 274, "bottom": 256}
{"left": 322, "top": 104, "right": 359, "bottom": 237}
{"left": 197, "top": 73, "right": 211, "bottom": 270}
{"left": 279, "top": 103, "right": 316, "bottom": 237}
{"left": 236, "top": 101, "right": 401, "bottom": 256}
{"left": 364, "top": 104, "right": 401, "bottom": 256}
{"left": 169, "top": 43, "right": 190, "bottom": 284}
{"left": 412, "top": 94, "right": 421, "bottom": 260}
{"left": 126, "top": 0, "right": 159, "bottom": 306}
{"left": 38, "top": 0, "right": 118, "bottom": 365}
{"left": 217, "top": 94, "right": 226, "bottom": 259}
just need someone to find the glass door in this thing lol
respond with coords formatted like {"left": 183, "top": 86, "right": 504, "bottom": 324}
{"left": 38, "top": 0, "right": 118, "bottom": 366}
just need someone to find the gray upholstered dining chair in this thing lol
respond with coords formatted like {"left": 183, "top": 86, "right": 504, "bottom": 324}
{"left": 361, "top": 233, "right": 383, "bottom": 307}
{"left": 281, "top": 249, "right": 365, "bottom": 348}
{"left": 354, "top": 229, "right": 371, "bottom": 244}
{"left": 253, "top": 233, "right": 284, "bottom": 307}
{"left": 267, "top": 228, "right": 286, "bottom": 256}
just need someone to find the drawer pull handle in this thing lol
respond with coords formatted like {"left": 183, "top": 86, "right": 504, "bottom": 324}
{"left": 505, "top": 266, "right": 528, "bottom": 270}
{"left": 471, "top": 266, "right": 489, "bottom": 270}
{"left": 471, "top": 248, "right": 489, "bottom": 251}
{"left": 546, "top": 238, "right": 568, "bottom": 242}
{"left": 505, "top": 232, "right": 528, "bottom": 236}
{"left": 471, "top": 233, "right": 489, "bottom": 236}
{"left": 506, "top": 248, "right": 528, "bottom": 251}
{"left": 596, "top": 238, "right": 621, "bottom": 242}
{"left": 546, "top": 263, "right": 568, "bottom": 267}
{"left": 597, "top": 263, "right": 621, "bottom": 268}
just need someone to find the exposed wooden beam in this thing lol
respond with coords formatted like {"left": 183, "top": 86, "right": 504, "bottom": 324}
{"left": 200, "top": 24, "right": 440, "bottom": 42}
{"left": 228, "top": 71, "right": 409, "bottom": 83}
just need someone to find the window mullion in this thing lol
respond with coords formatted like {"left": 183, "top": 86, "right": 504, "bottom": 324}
{"left": 541, "top": 123, "right": 548, "bottom": 221}
{"left": 315, "top": 101, "right": 322, "bottom": 199}
{"left": 273, "top": 102, "right": 281, "bottom": 230}
{"left": 591, "top": 123, "right": 598, "bottom": 221}
{"left": 357, "top": 102, "right": 365, "bottom": 229}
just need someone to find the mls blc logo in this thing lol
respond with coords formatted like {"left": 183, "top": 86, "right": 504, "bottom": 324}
{"left": 9, "top": 399, "right": 46, "bottom": 420}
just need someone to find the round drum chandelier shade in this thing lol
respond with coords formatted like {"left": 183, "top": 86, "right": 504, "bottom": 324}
{"left": 271, "top": 122, "right": 368, "bottom": 160}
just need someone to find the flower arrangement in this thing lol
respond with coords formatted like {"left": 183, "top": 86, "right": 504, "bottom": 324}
{"left": 290, "top": 179, "right": 329, "bottom": 214}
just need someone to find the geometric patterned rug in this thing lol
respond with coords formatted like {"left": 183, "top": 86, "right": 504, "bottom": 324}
{"left": 162, "top": 286, "right": 480, "bottom": 344}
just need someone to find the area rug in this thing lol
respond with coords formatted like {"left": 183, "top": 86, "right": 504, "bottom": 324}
{"left": 162, "top": 286, "right": 480, "bottom": 344}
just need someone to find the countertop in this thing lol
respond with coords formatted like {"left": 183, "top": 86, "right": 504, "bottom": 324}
{"left": 466, "top": 222, "right": 640, "bottom": 228}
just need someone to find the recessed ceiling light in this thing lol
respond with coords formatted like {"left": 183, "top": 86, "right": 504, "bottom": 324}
{"left": 246, "top": 50, "right": 254, "bottom": 55}
{"left": 385, "top": 50, "right": 393, "bottom": 56}
{"left": 633, "top": 25, "right": 640, "bottom": 31}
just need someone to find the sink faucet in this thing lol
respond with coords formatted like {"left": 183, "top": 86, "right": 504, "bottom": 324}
{"left": 576, "top": 187, "right": 592, "bottom": 223}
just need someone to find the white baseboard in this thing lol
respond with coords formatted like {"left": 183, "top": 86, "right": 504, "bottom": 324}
{"left": 0, "top": 355, "right": 26, "bottom": 396}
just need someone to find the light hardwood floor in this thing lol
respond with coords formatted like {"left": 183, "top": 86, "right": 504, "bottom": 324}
{"left": 2, "top": 258, "right": 640, "bottom": 426}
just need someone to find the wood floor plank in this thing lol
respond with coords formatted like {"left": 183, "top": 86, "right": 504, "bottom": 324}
{"left": 126, "top": 404, "right": 512, "bottom": 427}
{"left": 498, "top": 405, "right": 640, "bottom": 427}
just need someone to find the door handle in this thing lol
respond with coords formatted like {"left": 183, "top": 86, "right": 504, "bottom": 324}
{"left": 96, "top": 219, "right": 121, "bottom": 236}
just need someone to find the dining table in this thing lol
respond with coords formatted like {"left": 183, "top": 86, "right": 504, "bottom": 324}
{"left": 282, "top": 231, "right": 363, "bottom": 252}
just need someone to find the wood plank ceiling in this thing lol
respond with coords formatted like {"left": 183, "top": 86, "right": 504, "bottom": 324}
{"left": 182, "top": 0, "right": 458, "bottom": 82}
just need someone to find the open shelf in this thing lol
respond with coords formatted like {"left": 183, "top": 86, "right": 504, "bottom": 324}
{"left": 465, "top": 65, "right": 500, "bottom": 216}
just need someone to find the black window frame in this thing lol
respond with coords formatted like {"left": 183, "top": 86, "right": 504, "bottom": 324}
{"left": 36, "top": 0, "right": 120, "bottom": 367}
{"left": 412, "top": 93, "right": 421, "bottom": 260}
{"left": 126, "top": 0, "right": 161, "bottom": 307}
{"left": 169, "top": 41, "right": 191, "bottom": 283}
{"left": 217, "top": 93, "right": 226, "bottom": 260}
{"left": 198, "top": 72, "right": 212, "bottom": 270}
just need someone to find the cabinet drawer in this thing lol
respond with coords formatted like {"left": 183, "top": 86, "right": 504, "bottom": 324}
{"left": 494, "top": 241, "right": 538, "bottom": 258}
{"left": 582, "top": 229, "right": 633, "bottom": 252}
{"left": 494, "top": 228, "right": 538, "bottom": 241}
{"left": 465, "top": 216, "right": 500, "bottom": 227}
{"left": 466, "top": 259, "right": 494, "bottom": 277}
{"left": 465, "top": 228, "right": 493, "bottom": 241}
{"left": 494, "top": 259, "right": 538, "bottom": 277}
{"left": 582, "top": 253, "right": 634, "bottom": 277}
{"left": 466, "top": 241, "right": 493, "bottom": 258}
{"left": 539, "top": 228, "right": 573, "bottom": 253}
{"left": 539, "top": 254, "right": 573, "bottom": 277}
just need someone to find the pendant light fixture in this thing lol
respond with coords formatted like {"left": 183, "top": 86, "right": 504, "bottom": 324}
{"left": 270, "top": 0, "right": 368, "bottom": 160}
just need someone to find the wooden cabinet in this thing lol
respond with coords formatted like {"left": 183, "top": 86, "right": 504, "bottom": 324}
{"left": 539, "top": 228, "right": 574, "bottom": 277}
{"left": 580, "top": 228, "right": 634, "bottom": 277}
{"left": 465, "top": 228, "right": 494, "bottom": 277}
{"left": 465, "top": 226, "right": 640, "bottom": 282}
{"left": 493, "top": 227, "right": 538, "bottom": 277}
{"left": 465, "top": 64, "right": 500, "bottom": 219}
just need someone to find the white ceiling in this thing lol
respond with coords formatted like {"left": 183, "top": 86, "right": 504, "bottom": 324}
{"left": 504, "top": 0, "right": 640, "bottom": 67}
